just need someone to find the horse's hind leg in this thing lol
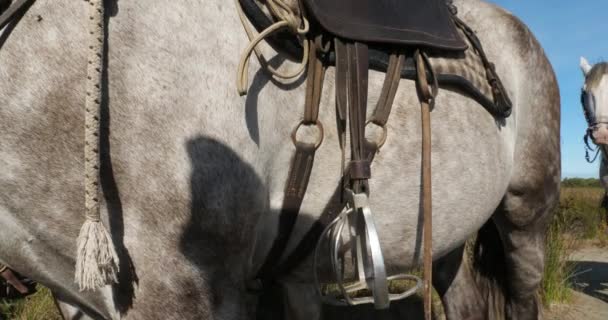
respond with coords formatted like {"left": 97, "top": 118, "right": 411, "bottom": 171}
{"left": 433, "top": 219, "right": 512, "bottom": 320}
{"left": 493, "top": 179, "right": 558, "bottom": 320}
{"left": 435, "top": 184, "right": 557, "bottom": 320}
{"left": 433, "top": 244, "right": 488, "bottom": 320}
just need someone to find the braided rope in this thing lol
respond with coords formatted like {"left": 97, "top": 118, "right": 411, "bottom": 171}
{"left": 75, "top": 0, "right": 119, "bottom": 291}
{"left": 84, "top": 0, "right": 103, "bottom": 221}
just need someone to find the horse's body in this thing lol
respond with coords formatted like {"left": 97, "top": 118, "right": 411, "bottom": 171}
{"left": 0, "top": 0, "right": 559, "bottom": 319}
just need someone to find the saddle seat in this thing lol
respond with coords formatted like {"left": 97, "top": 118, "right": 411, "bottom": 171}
{"left": 303, "top": 0, "right": 467, "bottom": 51}
{"left": 0, "top": 0, "right": 11, "bottom": 15}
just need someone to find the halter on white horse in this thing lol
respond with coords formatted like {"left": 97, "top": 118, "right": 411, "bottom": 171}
{"left": 580, "top": 57, "right": 608, "bottom": 162}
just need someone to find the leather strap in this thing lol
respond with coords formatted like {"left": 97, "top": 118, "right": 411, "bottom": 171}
{"left": 452, "top": 16, "right": 511, "bottom": 116}
{"left": 272, "top": 49, "right": 406, "bottom": 280}
{"left": 256, "top": 40, "right": 326, "bottom": 281}
{"left": 346, "top": 41, "right": 370, "bottom": 193}
{"left": 0, "top": 0, "right": 34, "bottom": 30}
{"left": 0, "top": 264, "right": 29, "bottom": 294}
{"left": 303, "top": 38, "right": 325, "bottom": 124}
{"left": 256, "top": 141, "right": 318, "bottom": 280}
{"left": 349, "top": 160, "right": 371, "bottom": 180}
{"left": 334, "top": 38, "right": 348, "bottom": 190}
{"left": 370, "top": 53, "right": 405, "bottom": 127}
{"left": 414, "top": 50, "right": 436, "bottom": 320}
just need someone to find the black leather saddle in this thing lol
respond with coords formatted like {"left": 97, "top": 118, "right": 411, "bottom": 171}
{"left": 0, "top": 0, "right": 10, "bottom": 14}
{"left": 303, "top": 0, "right": 467, "bottom": 51}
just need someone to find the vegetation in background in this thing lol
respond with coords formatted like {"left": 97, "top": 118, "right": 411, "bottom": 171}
{"left": 541, "top": 183, "right": 608, "bottom": 307}
{"left": 0, "top": 286, "right": 61, "bottom": 320}
{"left": 561, "top": 178, "right": 602, "bottom": 188}
{"left": 541, "top": 214, "right": 575, "bottom": 305}
{"left": 558, "top": 187, "right": 607, "bottom": 243}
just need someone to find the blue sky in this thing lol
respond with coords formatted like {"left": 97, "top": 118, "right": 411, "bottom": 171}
{"left": 488, "top": 1, "right": 608, "bottom": 178}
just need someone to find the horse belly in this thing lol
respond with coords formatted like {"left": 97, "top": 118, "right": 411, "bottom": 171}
{"left": 368, "top": 82, "right": 513, "bottom": 268}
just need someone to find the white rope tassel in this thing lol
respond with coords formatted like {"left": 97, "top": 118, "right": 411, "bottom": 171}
{"left": 75, "top": 0, "right": 119, "bottom": 291}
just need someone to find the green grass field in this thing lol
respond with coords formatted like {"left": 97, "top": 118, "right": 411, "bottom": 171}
{"left": 1, "top": 186, "right": 606, "bottom": 318}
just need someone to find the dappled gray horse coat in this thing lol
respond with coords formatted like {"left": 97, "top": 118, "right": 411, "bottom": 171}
{"left": 0, "top": 0, "right": 559, "bottom": 319}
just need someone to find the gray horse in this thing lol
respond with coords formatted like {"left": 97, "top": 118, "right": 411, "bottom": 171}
{"left": 0, "top": 0, "right": 559, "bottom": 319}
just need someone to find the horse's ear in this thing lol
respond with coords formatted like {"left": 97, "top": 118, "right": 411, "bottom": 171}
{"left": 580, "top": 56, "right": 593, "bottom": 76}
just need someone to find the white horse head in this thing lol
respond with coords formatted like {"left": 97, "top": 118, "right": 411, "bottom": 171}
{"left": 580, "top": 57, "right": 608, "bottom": 146}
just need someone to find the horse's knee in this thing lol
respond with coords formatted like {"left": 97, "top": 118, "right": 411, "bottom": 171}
{"left": 501, "top": 185, "right": 557, "bottom": 229}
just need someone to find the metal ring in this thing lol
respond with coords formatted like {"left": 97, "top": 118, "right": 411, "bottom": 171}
{"left": 291, "top": 120, "right": 324, "bottom": 149}
{"left": 365, "top": 120, "right": 388, "bottom": 149}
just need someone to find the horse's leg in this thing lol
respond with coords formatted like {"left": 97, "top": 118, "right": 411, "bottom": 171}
{"left": 51, "top": 292, "right": 96, "bottom": 320}
{"left": 436, "top": 207, "right": 555, "bottom": 320}
{"left": 494, "top": 107, "right": 559, "bottom": 319}
{"left": 493, "top": 186, "right": 556, "bottom": 320}
{"left": 433, "top": 244, "right": 487, "bottom": 320}
{"left": 444, "top": 167, "right": 558, "bottom": 320}
{"left": 434, "top": 217, "right": 513, "bottom": 320}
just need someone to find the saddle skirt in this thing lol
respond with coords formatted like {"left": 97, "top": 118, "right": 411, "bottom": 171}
{"left": 353, "top": 27, "right": 504, "bottom": 116}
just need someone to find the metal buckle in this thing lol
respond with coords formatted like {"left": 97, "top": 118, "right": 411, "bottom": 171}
{"left": 313, "top": 190, "right": 423, "bottom": 309}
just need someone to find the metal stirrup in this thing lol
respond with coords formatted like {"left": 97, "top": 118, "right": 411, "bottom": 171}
{"left": 313, "top": 190, "right": 423, "bottom": 308}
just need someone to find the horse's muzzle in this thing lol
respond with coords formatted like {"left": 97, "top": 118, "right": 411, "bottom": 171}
{"left": 592, "top": 125, "right": 608, "bottom": 145}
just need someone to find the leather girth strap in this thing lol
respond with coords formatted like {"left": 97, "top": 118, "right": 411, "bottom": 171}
{"left": 414, "top": 50, "right": 438, "bottom": 320}
{"left": 256, "top": 39, "right": 326, "bottom": 281}
{"left": 0, "top": 263, "right": 29, "bottom": 295}
{"left": 342, "top": 40, "right": 370, "bottom": 193}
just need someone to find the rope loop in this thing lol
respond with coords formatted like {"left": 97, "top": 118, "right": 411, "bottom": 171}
{"left": 235, "top": 0, "right": 310, "bottom": 95}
